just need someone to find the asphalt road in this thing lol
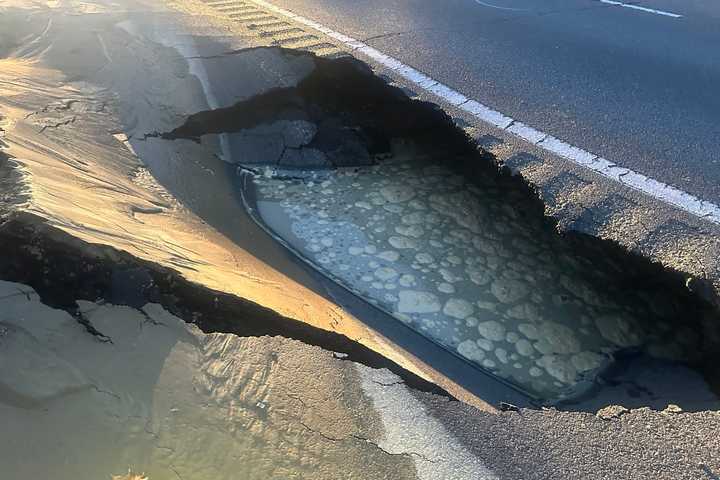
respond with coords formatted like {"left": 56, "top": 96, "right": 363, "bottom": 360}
{"left": 2, "top": 0, "right": 720, "bottom": 477}
{"left": 265, "top": 0, "right": 720, "bottom": 204}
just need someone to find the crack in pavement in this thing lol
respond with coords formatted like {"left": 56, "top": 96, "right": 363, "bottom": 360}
{"left": 75, "top": 310, "right": 113, "bottom": 344}
{"left": 350, "top": 434, "right": 439, "bottom": 464}
{"left": 0, "top": 288, "right": 33, "bottom": 302}
{"left": 90, "top": 385, "right": 121, "bottom": 400}
{"left": 38, "top": 115, "right": 77, "bottom": 133}
{"left": 298, "top": 420, "right": 438, "bottom": 464}
{"left": 371, "top": 379, "right": 405, "bottom": 388}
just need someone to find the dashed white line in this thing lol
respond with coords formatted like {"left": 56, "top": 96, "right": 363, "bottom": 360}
{"left": 599, "top": 0, "right": 683, "bottom": 18}
{"left": 245, "top": 0, "right": 718, "bottom": 224}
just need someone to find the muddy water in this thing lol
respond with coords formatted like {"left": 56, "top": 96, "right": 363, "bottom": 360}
{"left": 246, "top": 154, "right": 712, "bottom": 402}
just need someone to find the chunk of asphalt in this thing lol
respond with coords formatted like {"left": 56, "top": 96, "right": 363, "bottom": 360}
{"left": 159, "top": 48, "right": 474, "bottom": 169}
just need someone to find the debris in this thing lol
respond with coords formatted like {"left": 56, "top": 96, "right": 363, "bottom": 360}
{"left": 662, "top": 404, "right": 683, "bottom": 415}
{"left": 596, "top": 405, "right": 630, "bottom": 420}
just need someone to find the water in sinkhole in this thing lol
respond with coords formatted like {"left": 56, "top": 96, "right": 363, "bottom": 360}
{"left": 247, "top": 156, "right": 713, "bottom": 402}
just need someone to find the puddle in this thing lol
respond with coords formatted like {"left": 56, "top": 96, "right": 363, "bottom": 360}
{"left": 245, "top": 154, "right": 714, "bottom": 402}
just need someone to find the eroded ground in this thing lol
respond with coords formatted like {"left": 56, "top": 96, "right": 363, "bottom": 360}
{"left": 1, "top": 0, "right": 720, "bottom": 478}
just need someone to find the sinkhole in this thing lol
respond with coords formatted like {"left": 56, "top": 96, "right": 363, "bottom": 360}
{"left": 163, "top": 47, "right": 720, "bottom": 407}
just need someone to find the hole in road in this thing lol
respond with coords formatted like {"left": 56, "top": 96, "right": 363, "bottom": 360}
{"left": 160, "top": 47, "right": 720, "bottom": 409}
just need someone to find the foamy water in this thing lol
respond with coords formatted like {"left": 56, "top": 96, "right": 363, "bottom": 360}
{"left": 250, "top": 159, "right": 698, "bottom": 399}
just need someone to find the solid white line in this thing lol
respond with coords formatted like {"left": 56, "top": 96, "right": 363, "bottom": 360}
{"left": 599, "top": 0, "right": 683, "bottom": 18}
{"left": 244, "top": 0, "right": 719, "bottom": 224}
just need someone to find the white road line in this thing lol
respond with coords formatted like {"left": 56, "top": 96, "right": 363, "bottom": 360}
{"left": 599, "top": 0, "right": 683, "bottom": 18}
{"left": 245, "top": 0, "right": 719, "bottom": 224}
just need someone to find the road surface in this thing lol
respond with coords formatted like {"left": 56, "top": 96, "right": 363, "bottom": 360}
{"left": 264, "top": 0, "right": 720, "bottom": 205}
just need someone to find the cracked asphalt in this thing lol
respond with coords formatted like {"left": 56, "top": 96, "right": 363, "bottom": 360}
{"left": 1, "top": 0, "right": 719, "bottom": 478}
{"left": 229, "top": 0, "right": 720, "bottom": 310}
{"left": 266, "top": 0, "right": 720, "bottom": 204}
